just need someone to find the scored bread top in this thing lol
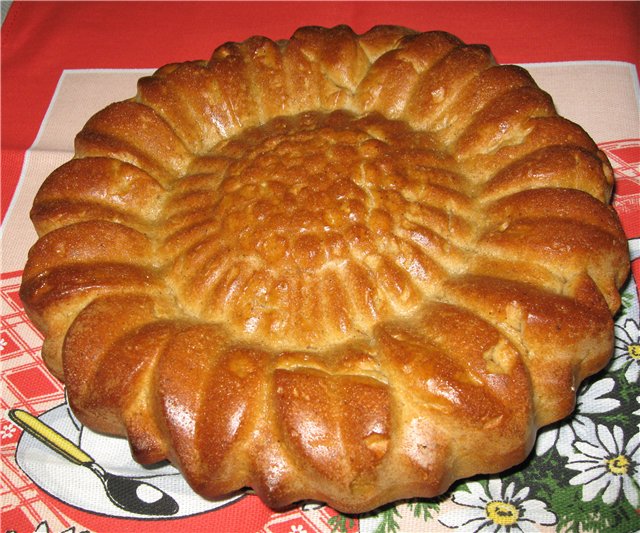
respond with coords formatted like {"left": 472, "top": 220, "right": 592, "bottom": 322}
{"left": 21, "top": 25, "right": 629, "bottom": 513}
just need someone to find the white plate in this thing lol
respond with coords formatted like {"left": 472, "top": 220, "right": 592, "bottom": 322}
{"left": 14, "top": 402, "right": 244, "bottom": 519}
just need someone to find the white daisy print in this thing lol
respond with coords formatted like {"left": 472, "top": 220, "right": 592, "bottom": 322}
{"left": 438, "top": 478, "right": 557, "bottom": 531}
{"left": 536, "top": 377, "right": 620, "bottom": 457}
{"left": 566, "top": 424, "right": 640, "bottom": 507}
{"left": 1, "top": 423, "right": 17, "bottom": 440}
{"left": 611, "top": 318, "right": 640, "bottom": 383}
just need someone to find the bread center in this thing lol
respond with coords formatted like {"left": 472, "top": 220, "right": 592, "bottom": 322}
{"left": 168, "top": 110, "right": 463, "bottom": 349}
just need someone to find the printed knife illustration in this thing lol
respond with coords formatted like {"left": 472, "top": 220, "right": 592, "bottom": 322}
{"left": 8, "top": 408, "right": 179, "bottom": 516}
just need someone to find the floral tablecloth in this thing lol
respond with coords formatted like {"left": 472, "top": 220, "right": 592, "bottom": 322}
{"left": 2, "top": 3, "right": 639, "bottom": 532}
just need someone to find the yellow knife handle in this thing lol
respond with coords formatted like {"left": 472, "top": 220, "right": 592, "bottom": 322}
{"left": 8, "top": 408, "right": 93, "bottom": 465}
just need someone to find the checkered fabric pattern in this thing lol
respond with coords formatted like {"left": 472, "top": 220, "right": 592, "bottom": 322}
{"left": 1, "top": 272, "right": 70, "bottom": 532}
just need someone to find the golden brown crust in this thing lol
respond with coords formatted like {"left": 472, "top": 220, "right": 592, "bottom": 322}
{"left": 20, "top": 25, "right": 629, "bottom": 513}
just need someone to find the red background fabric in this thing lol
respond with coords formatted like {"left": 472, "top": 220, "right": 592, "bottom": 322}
{"left": 2, "top": 1, "right": 639, "bottom": 220}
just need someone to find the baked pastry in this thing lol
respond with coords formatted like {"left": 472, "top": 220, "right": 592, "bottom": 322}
{"left": 21, "top": 25, "right": 629, "bottom": 513}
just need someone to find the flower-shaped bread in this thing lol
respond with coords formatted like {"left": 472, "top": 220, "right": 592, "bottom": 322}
{"left": 21, "top": 26, "right": 629, "bottom": 512}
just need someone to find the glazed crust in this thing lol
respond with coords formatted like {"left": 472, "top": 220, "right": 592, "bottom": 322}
{"left": 21, "top": 25, "right": 629, "bottom": 513}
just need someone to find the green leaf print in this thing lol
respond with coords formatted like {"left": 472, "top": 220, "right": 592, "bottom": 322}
{"left": 372, "top": 506, "right": 402, "bottom": 533}
{"left": 328, "top": 513, "right": 357, "bottom": 533}
{"left": 550, "top": 483, "right": 638, "bottom": 533}
{"left": 407, "top": 499, "right": 440, "bottom": 521}
{"left": 620, "top": 283, "right": 635, "bottom": 316}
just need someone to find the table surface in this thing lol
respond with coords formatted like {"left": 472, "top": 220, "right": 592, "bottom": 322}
{"left": 2, "top": 3, "right": 639, "bottom": 533}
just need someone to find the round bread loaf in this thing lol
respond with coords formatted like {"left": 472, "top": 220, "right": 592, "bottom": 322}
{"left": 21, "top": 25, "right": 630, "bottom": 513}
